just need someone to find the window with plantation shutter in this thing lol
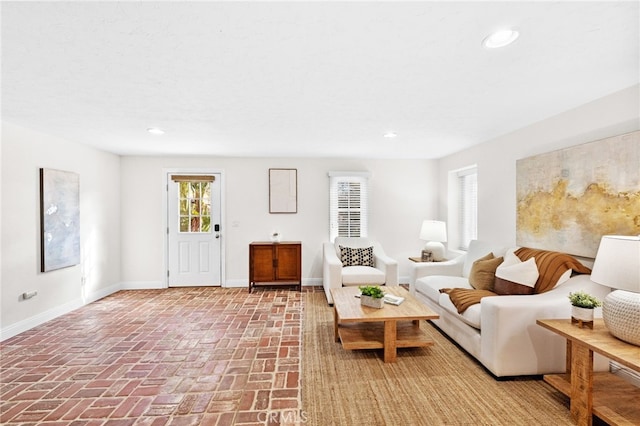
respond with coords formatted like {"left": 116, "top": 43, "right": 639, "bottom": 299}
{"left": 457, "top": 166, "right": 478, "bottom": 250}
{"left": 328, "top": 172, "right": 370, "bottom": 242}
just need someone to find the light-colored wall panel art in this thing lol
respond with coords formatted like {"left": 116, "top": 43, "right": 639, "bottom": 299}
{"left": 269, "top": 168, "right": 297, "bottom": 214}
{"left": 516, "top": 131, "right": 640, "bottom": 258}
{"left": 40, "top": 168, "right": 80, "bottom": 272}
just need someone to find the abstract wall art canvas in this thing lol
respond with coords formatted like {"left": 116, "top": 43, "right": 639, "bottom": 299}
{"left": 269, "top": 168, "right": 297, "bottom": 213}
{"left": 40, "top": 168, "right": 80, "bottom": 272}
{"left": 516, "top": 131, "right": 640, "bottom": 258}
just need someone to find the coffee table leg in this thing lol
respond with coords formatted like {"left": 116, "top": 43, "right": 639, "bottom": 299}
{"left": 383, "top": 320, "right": 397, "bottom": 363}
{"left": 334, "top": 306, "right": 340, "bottom": 342}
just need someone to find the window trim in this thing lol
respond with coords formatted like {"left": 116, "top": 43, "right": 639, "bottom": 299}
{"left": 328, "top": 171, "right": 371, "bottom": 242}
{"left": 448, "top": 165, "right": 477, "bottom": 251}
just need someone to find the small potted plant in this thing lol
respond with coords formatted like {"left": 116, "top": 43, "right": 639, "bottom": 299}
{"left": 359, "top": 285, "right": 385, "bottom": 309}
{"left": 568, "top": 290, "right": 601, "bottom": 327}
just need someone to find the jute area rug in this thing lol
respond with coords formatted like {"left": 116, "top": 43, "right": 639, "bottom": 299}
{"left": 301, "top": 291, "right": 573, "bottom": 426}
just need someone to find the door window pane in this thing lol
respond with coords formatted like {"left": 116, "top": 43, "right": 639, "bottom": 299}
{"left": 178, "top": 181, "right": 211, "bottom": 233}
{"left": 180, "top": 217, "right": 189, "bottom": 232}
{"left": 202, "top": 216, "right": 211, "bottom": 232}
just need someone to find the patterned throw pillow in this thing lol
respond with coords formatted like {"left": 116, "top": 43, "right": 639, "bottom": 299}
{"left": 339, "top": 246, "right": 375, "bottom": 267}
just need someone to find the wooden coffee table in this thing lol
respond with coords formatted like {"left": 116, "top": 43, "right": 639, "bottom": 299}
{"left": 331, "top": 286, "right": 439, "bottom": 363}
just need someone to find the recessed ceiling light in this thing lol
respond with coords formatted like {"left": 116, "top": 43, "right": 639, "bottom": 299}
{"left": 147, "top": 127, "right": 165, "bottom": 135}
{"left": 482, "top": 29, "right": 519, "bottom": 49}
{"left": 383, "top": 132, "right": 397, "bottom": 138}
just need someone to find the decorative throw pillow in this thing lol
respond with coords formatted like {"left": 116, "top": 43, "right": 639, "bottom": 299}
{"left": 494, "top": 257, "right": 539, "bottom": 295}
{"left": 468, "top": 253, "right": 504, "bottom": 291}
{"left": 339, "top": 245, "right": 375, "bottom": 267}
{"left": 514, "top": 247, "right": 592, "bottom": 293}
{"left": 501, "top": 250, "right": 522, "bottom": 268}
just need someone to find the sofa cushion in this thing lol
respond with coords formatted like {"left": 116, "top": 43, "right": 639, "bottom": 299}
{"left": 494, "top": 256, "right": 539, "bottom": 295}
{"left": 556, "top": 269, "right": 573, "bottom": 287}
{"left": 441, "top": 288, "right": 498, "bottom": 314}
{"left": 341, "top": 265, "right": 385, "bottom": 285}
{"left": 415, "top": 275, "right": 472, "bottom": 304}
{"left": 469, "top": 253, "right": 504, "bottom": 291}
{"left": 439, "top": 292, "right": 482, "bottom": 329}
{"left": 339, "top": 245, "right": 375, "bottom": 267}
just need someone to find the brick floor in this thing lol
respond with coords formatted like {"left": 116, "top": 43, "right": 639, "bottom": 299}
{"left": 1, "top": 286, "right": 309, "bottom": 425}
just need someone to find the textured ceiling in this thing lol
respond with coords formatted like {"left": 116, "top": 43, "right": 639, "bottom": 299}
{"left": 2, "top": 1, "right": 639, "bottom": 159}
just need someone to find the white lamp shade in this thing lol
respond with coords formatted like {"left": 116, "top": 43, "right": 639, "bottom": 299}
{"left": 591, "top": 235, "right": 640, "bottom": 292}
{"left": 420, "top": 220, "right": 447, "bottom": 243}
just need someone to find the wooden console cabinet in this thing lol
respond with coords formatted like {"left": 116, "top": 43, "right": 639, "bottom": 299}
{"left": 537, "top": 318, "right": 640, "bottom": 426}
{"left": 249, "top": 241, "right": 301, "bottom": 293}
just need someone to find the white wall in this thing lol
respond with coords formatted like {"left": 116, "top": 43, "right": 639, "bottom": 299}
{"left": 1, "top": 122, "right": 121, "bottom": 339}
{"left": 3, "top": 84, "right": 636, "bottom": 340}
{"left": 120, "top": 157, "right": 439, "bottom": 288}
{"left": 438, "top": 84, "right": 640, "bottom": 249}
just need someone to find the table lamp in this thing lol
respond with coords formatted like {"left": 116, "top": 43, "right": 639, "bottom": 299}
{"left": 590, "top": 235, "right": 640, "bottom": 346}
{"left": 420, "top": 220, "right": 447, "bottom": 261}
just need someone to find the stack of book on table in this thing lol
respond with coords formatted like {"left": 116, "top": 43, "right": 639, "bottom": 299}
{"left": 383, "top": 294, "right": 405, "bottom": 305}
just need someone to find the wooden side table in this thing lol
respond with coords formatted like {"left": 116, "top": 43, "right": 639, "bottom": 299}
{"left": 408, "top": 257, "right": 446, "bottom": 263}
{"left": 537, "top": 318, "right": 640, "bottom": 425}
{"left": 249, "top": 241, "right": 302, "bottom": 293}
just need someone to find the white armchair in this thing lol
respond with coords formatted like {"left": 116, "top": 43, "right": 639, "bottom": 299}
{"left": 322, "top": 237, "right": 398, "bottom": 304}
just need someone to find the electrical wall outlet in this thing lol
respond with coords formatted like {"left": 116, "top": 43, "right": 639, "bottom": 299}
{"left": 22, "top": 291, "right": 38, "bottom": 300}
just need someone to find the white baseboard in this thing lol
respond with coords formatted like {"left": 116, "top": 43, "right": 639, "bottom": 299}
{"left": 84, "top": 282, "right": 122, "bottom": 304}
{"left": 304, "top": 278, "right": 322, "bottom": 286}
{"left": 1, "top": 283, "right": 127, "bottom": 342}
{"left": 120, "top": 281, "right": 165, "bottom": 290}
{"left": 1, "top": 297, "right": 83, "bottom": 342}
{"left": 224, "top": 279, "right": 248, "bottom": 288}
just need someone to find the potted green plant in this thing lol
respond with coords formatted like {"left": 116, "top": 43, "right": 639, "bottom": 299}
{"left": 568, "top": 291, "right": 601, "bottom": 326}
{"left": 359, "top": 285, "right": 385, "bottom": 309}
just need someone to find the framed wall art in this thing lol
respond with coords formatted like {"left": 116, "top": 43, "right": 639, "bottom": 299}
{"left": 516, "top": 131, "right": 640, "bottom": 258}
{"left": 40, "top": 168, "right": 80, "bottom": 272}
{"left": 269, "top": 168, "right": 297, "bottom": 214}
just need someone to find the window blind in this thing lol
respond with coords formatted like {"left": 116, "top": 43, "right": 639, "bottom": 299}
{"left": 457, "top": 167, "right": 477, "bottom": 250}
{"left": 328, "top": 172, "right": 370, "bottom": 242}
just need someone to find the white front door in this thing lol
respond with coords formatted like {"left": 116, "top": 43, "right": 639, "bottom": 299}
{"left": 167, "top": 173, "right": 221, "bottom": 286}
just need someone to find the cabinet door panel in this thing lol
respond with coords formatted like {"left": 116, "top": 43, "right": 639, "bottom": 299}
{"left": 251, "top": 245, "right": 275, "bottom": 282}
{"left": 275, "top": 245, "right": 301, "bottom": 281}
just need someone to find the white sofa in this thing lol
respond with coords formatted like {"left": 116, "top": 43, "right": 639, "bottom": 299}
{"left": 409, "top": 240, "right": 611, "bottom": 377}
{"left": 323, "top": 237, "right": 398, "bottom": 304}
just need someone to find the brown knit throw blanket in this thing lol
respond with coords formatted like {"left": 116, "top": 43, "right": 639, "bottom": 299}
{"left": 514, "top": 247, "right": 591, "bottom": 293}
{"left": 439, "top": 288, "right": 497, "bottom": 314}
{"left": 440, "top": 248, "right": 592, "bottom": 314}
